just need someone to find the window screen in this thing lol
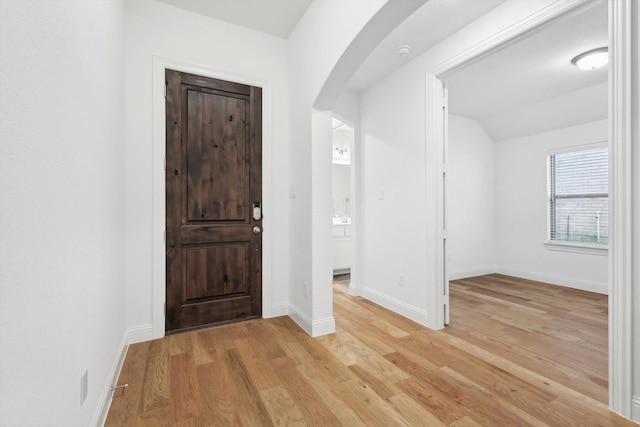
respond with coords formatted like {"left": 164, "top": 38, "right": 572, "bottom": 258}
{"left": 548, "top": 145, "right": 608, "bottom": 246}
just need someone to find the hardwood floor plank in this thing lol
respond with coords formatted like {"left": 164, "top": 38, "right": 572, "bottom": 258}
{"left": 271, "top": 356, "right": 342, "bottom": 426}
{"left": 296, "top": 362, "right": 367, "bottom": 426}
{"left": 133, "top": 405, "right": 173, "bottom": 427}
{"left": 196, "top": 360, "right": 240, "bottom": 426}
{"left": 337, "top": 378, "right": 412, "bottom": 427}
{"left": 225, "top": 348, "right": 274, "bottom": 426}
{"left": 140, "top": 339, "right": 170, "bottom": 413}
{"left": 436, "top": 366, "right": 550, "bottom": 427}
{"left": 315, "top": 331, "right": 363, "bottom": 366}
{"left": 387, "top": 392, "right": 448, "bottom": 427}
{"left": 234, "top": 337, "right": 282, "bottom": 391}
{"left": 244, "top": 320, "right": 287, "bottom": 359}
{"left": 395, "top": 378, "right": 467, "bottom": 425}
{"left": 259, "top": 386, "right": 307, "bottom": 426}
{"left": 262, "top": 317, "right": 317, "bottom": 366}
{"left": 190, "top": 329, "right": 216, "bottom": 366}
{"left": 388, "top": 352, "right": 536, "bottom": 426}
{"left": 106, "top": 274, "right": 638, "bottom": 427}
{"left": 169, "top": 352, "right": 201, "bottom": 422}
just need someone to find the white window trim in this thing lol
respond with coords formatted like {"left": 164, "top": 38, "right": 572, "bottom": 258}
{"left": 544, "top": 240, "right": 608, "bottom": 256}
{"left": 546, "top": 141, "right": 609, "bottom": 251}
{"left": 546, "top": 141, "right": 607, "bottom": 156}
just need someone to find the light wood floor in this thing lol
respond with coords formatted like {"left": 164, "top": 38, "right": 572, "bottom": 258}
{"left": 106, "top": 274, "right": 638, "bottom": 426}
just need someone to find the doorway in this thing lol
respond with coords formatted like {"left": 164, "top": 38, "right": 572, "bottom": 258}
{"left": 438, "top": 0, "right": 610, "bottom": 403}
{"left": 441, "top": 1, "right": 609, "bottom": 307}
{"left": 331, "top": 117, "right": 354, "bottom": 284}
{"left": 165, "top": 69, "right": 263, "bottom": 334}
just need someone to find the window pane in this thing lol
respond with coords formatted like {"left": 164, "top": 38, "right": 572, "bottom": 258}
{"left": 552, "top": 197, "right": 608, "bottom": 244}
{"left": 549, "top": 146, "right": 608, "bottom": 246}
{"left": 553, "top": 147, "right": 608, "bottom": 195}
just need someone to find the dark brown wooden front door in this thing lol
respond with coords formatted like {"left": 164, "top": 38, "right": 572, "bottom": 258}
{"left": 165, "top": 70, "right": 262, "bottom": 334}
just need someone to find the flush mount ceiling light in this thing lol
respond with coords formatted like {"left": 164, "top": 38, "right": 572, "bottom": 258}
{"left": 396, "top": 45, "right": 411, "bottom": 56}
{"left": 571, "top": 47, "right": 608, "bottom": 70}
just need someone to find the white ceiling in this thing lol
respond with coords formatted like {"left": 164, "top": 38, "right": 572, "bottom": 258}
{"left": 445, "top": 1, "right": 608, "bottom": 141}
{"left": 346, "top": 0, "right": 505, "bottom": 92}
{"left": 153, "top": 0, "right": 607, "bottom": 142}
{"left": 155, "top": 0, "right": 312, "bottom": 39}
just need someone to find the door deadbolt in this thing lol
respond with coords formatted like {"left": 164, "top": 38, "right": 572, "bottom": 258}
{"left": 252, "top": 226, "right": 261, "bottom": 234}
{"left": 252, "top": 202, "right": 262, "bottom": 221}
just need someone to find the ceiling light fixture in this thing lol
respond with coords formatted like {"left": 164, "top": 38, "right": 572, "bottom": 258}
{"left": 571, "top": 47, "right": 608, "bottom": 71}
{"left": 396, "top": 45, "right": 411, "bottom": 56}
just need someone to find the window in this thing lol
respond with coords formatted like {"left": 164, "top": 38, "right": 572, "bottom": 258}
{"left": 548, "top": 144, "right": 608, "bottom": 247}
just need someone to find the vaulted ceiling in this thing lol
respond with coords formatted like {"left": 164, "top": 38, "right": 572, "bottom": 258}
{"left": 444, "top": 0, "right": 608, "bottom": 141}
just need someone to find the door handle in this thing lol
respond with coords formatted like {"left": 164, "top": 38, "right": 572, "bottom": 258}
{"left": 252, "top": 226, "right": 261, "bottom": 234}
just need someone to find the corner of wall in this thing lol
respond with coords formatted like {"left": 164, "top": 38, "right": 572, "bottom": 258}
{"left": 288, "top": 303, "right": 335, "bottom": 337}
{"left": 632, "top": 396, "right": 640, "bottom": 422}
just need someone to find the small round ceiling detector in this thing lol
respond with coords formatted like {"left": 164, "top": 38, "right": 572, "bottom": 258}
{"left": 396, "top": 45, "right": 411, "bottom": 56}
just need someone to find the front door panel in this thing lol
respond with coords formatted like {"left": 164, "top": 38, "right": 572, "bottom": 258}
{"left": 165, "top": 70, "right": 262, "bottom": 334}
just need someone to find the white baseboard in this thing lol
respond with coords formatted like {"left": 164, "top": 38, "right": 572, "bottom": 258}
{"left": 632, "top": 396, "right": 640, "bottom": 423}
{"left": 127, "top": 323, "right": 154, "bottom": 344}
{"left": 91, "top": 330, "right": 130, "bottom": 427}
{"left": 348, "top": 282, "right": 361, "bottom": 296}
{"left": 310, "top": 316, "right": 336, "bottom": 337}
{"left": 288, "top": 303, "right": 313, "bottom": 335}
{"left": 449, "top": 267, "right": 495, "bottom": 281}
{"left": 269, "top": 301, "right": 289, "bottom": 317}
{"left": 494, "top": 267, "right": 608, "bottom": 295}
{"left": 288, "top": 303, "right": 335, "bottom": 337}
{"left": 361, "top": 286, "right": 429, "bottom": 327}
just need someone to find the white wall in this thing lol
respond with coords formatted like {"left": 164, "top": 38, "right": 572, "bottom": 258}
{"left": 0, "top": 1, "right": 126, "bottom": 426}
{"left": 494, "top": 119, "right": 608, "bottom": 293}
{"left": 448, "top": 115, "right": 496, "bottom": 279}
{"left": 123, "top": 0, "right": 290, "bottom": 340}
{"left": 359, "top": 70, "right": 431, "bottom": 325}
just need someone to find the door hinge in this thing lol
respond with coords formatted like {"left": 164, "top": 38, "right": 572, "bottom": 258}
{"left": 164, "top": 81, "right": 167, "bottom": 98}
{"left": 164, "top": 157, "right": 166, "bottom": 171}
{"left": 164, "top": 302, "right": 166, "bottom": 317}
{"left": 444, "top": 294, "right": 450, "bottom": 306}
{"left": 164, "top": 230, "right": 166, "bottom": 244}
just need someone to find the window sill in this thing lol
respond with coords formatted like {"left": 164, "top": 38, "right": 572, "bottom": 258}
{"left": 544, "top": 241, "right": 608, "bottom": 256}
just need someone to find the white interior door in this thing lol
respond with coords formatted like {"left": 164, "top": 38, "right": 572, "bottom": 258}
{"left": 426, "top": 73, "right": 449, "bottom": 327}
{"left": 443, "top": 81, "right": 450, "bottom": 325}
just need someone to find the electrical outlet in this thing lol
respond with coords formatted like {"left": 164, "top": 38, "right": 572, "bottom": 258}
{"left": 303, "top": 281, "right": 309, "bottom": 298}
{"left": 80, "top": 369, "right": 88, "bottom": 406}
{"left": 398, "top": 273, "right": 405, "bottom": 287}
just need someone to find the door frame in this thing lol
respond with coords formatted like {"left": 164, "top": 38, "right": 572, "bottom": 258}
{"left": 151, "top": 56, "right": 274, "bottom": 339}
{"left": 425, "top": 0, "right": 634, "bottom": 417}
